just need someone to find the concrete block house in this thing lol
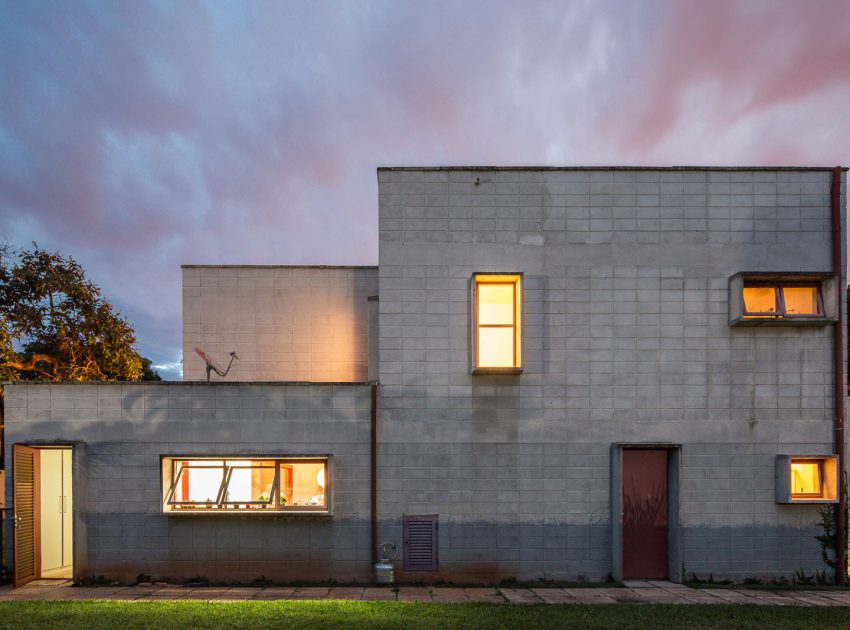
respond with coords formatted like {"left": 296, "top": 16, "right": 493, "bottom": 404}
{"left": 4, "top": 166, "right": 848, "bottom": 587}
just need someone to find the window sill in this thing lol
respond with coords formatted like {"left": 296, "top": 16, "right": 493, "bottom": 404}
{"left": 730, "top": 315, "right": 837, "bottom": 327}
{"left": 471, "top": 367, "right": 523, "bottom": 375}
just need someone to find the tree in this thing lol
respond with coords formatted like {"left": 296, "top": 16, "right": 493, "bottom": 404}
{"left": 0, "top": 243, "right": 160, "bottom": 382}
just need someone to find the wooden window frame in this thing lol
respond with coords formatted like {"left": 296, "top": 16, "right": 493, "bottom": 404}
{"left": 162, "top": 456, "right": 330, "bottom": 514}
{"left": 471, "top": 272, "right": 523, "bottom": 375}
{"left": 742, "top": 282, "right": 824, "bottom": 319}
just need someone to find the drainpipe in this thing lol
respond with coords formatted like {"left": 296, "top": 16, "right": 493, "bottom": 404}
{"left": 831, "top": 166, "right": 847, "bottom": 585}
{"left": 370, "top": 383, "right": 378, "bottom": 565}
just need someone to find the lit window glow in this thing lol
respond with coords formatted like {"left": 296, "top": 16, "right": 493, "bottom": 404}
{"left": 474, "top": 274, "right": 521, "bottom": 370}
{"left": 743, "top": 285, "right": 822, "bottom": 319}
{"left": 164, "top": 457, "right": 328, "bottom": 512}
{"left": 743, "top": 287, "right": 777, "bottom": 315}
{"left": 790, "top": 459, "right": 823, "bottom": 498}
{"left": 783, "top": 287, "right": 819, "bottom": 315}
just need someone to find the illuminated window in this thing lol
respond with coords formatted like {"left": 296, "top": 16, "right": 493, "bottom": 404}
{"left": 743, "top": 284, "right": 822, "bottom": 319}
{"left": 473, "top": 273, "right": 522, "bottom": 372}
{"left": 775, "top": 455, "right": 838, "bottom": 504}
{"left": 163, "top": 457, "right": 329, "bottom": 513}
{"left": 790, "top": 459, "right": 823, "bottom": 499}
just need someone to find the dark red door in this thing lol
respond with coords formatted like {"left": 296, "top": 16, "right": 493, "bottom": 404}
{"left": 622, "top": 449, "right": 668, "bottom": 579}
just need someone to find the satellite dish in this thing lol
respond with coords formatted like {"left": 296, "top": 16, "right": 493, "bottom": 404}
{"left": 194, "top": 347, "right": 238, "bottom": 381}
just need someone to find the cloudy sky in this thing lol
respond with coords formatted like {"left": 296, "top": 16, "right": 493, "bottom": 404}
{"left": 2, "top": 0, "right": 849, "bottom": 379}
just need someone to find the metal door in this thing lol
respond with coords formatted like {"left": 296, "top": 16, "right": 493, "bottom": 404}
{"left": 622, "top": 449, "right": 667, "bottom": 579}
{"left": 13, "top": 445, "right": 41, "bottom": 587}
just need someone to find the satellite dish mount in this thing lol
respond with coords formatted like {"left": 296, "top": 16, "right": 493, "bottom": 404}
{"left": 194, "top": 347, "right": 239, "bottom": 381}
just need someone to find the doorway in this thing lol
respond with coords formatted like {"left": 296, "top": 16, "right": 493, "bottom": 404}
{"left": 611, "top": 444, "right": 681, "bottom": 582}
{"left": 13, "top": 445, "right": 73, "bottom": 586}
{"left": 622, "top": 449, "right": 668, "bottom": 579}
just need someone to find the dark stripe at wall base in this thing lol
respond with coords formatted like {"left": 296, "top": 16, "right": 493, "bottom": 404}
{"left": 79, "top": 515, "right": 832, "bottom": 585}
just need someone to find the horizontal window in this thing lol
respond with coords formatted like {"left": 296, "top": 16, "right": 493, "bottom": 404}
{"left": 729, "top": 272, "right": 837, "bottom": 327}
{"left": 162, "top": 456, "right": 329, "bottom": 513}
{"left": 775, "top": 454, "right": 838, "bottom": 504}
{"left": 743, "top": 284, "right": 822, "bottom": 319}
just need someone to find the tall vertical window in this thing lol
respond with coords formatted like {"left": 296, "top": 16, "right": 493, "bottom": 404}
{"left": 473, "top": 273, "right": 522, "bottom": 373}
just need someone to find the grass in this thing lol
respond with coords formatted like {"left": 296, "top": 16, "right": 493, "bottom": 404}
{"left": 0, "top": 601, "right": 849, "bottom": 630}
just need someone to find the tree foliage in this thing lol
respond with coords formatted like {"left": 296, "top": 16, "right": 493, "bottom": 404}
{"left": 0, "top": 243, "right": 160, "bottom": 382}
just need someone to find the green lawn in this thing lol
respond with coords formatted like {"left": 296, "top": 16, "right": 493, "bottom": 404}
{"left": 0, "top": 601, "right": 849, "bottom": 630}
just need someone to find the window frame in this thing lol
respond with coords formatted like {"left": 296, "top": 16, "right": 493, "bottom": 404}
{"left": 471, "top": 272, "right": 523, "bottom": 375}
{"left": 742, "top": 282, "right": 824, "bottom": 319}
{"left": 161, "top": 455, "right": 331, "bottom": 515}
{"left": 729, "top": 272, "right": 837, "bottom": 328}
{"left": 774, "top": 454, "right": 838, "bottom": 504}
{"left": 789, "top": 458, "right": 824, "bottom": 500}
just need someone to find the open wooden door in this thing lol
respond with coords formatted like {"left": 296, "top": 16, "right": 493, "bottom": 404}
{"left": 13, "top": 445, "right": 40, "bottom": 587}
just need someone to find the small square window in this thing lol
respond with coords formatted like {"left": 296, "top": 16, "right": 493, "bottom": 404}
{"left": 775, "top": 455, "right": 838, "bottom": 503}
{"left": 472, "top": 273, "right": 522, "bottom": 374}
{"left": 790, "top": 459, "right": 822, "bottom": 499}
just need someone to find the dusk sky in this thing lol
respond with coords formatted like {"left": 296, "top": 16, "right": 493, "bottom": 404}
{"left": 2, "top": 0, "right": 849, "bottom": 380}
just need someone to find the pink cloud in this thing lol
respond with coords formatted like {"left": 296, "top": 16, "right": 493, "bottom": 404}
{"left": 618, "top": 0, "right": 850, "bottom": 155}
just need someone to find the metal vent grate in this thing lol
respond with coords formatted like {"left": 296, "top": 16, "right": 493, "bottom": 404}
{"left": 403, "top": 514, "right": 438, "bottom": 571}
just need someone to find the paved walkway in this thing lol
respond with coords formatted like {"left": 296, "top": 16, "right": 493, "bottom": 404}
{"left": 1, "top": 579, "right": 850, "bottom": 606}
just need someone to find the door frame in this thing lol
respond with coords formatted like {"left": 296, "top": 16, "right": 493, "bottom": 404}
{"left": 12, "top": 445, "right": 41, "bottom": 587}
{"left": 611, "top": 443, "right": 682, "bottom": 582}
{"left": 12, "top": 442, "right": 84, "bottom": 586}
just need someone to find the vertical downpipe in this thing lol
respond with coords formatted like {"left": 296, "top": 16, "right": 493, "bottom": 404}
{"left": 831, "top": 166, "right": 847, "bottom": 584}
{"left": 370, "top": 383, "right": 378, "bottom": 565}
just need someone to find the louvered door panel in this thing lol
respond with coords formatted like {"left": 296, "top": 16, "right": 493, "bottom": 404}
{"left": 403, "top": 514, "right": 438, "bottom": 571}
{"left": 14, "top": 445, "right": 40, "bottom": 587}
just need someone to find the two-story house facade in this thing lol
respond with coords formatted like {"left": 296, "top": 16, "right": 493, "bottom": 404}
{"left": 4, "top": 166, "right": 847, "bottom": 587}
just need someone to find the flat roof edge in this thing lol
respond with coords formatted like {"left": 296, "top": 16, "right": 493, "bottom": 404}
{"left": 181, "top": 265, "right": 378, "bottom": 270}
{"left": 378, "top": 165, "right": 848, "bottom": 172}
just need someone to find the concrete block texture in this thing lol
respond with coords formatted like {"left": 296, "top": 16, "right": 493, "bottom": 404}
{"left": 4, "top": 382, "right": 374, "bottom": 583}
{"left": 376, "top": 167, "right": 847, "bottom": 581}
{"left": 3, "top": 167, "right": 846, "bottom": 585}
{"left": 182, "top": 266, "right": 378, "bottom": 382}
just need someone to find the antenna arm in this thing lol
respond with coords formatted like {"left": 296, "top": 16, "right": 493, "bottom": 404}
{"left": 220, "top": 353, "right": 237, "bottom": 376}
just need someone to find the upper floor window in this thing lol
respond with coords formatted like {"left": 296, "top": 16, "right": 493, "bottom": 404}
{"left": 743, "top": 284, "right": 822, "bottom": 319}
{"left": 162, "top": 456, "right": 329, "bottom": 514}
{"left": 472, "top": 273, "right": 522, "bottom": 374}
{"left": 729, "top": 272, "right": 836, "bottom": 327}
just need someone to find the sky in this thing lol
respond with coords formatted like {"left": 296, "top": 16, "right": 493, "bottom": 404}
{"left": 1, "top": 0, "right": 849, "bottom": 380}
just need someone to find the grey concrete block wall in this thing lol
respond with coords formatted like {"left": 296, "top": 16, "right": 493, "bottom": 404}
{"left": 182, "top": 266, "right": 378, "bottom": 382}
{"left": 377, "top": 167, "right": 847, "bottom": 582}
{"left": 4, "top": 382, "right": 374, "bottom": 583}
